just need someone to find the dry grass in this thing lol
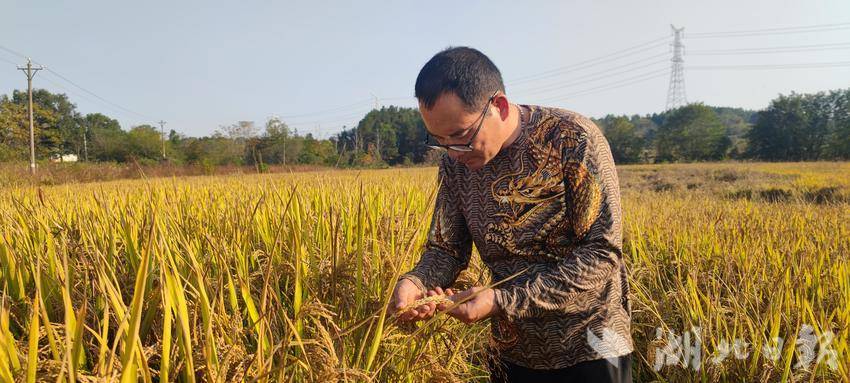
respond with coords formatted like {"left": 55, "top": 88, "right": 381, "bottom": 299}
{"left": 0, "top": 161, "right": 332, "bottom": 188}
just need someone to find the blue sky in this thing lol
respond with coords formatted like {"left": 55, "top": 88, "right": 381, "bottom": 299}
{"left": 2, "top": 1, "right": 849, "bottom": 138}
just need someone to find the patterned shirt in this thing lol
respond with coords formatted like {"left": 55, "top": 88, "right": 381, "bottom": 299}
{"left": 401, "top": 104, "right": 633, "bottom": 369}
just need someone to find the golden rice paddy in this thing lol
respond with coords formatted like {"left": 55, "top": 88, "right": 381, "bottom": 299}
{"left": 1, "top": 162, "right": 848, "bottom": 382}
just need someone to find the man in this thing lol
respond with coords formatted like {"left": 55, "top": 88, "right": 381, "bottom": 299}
{"left": 390, "top": 46, "right": 633, "bottom": 382}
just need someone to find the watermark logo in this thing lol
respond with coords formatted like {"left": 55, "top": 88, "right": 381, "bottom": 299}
{"left": 587, "top": 327, "right": 632, "bottom": 366}
{"left": 649, "top": 324, "right": 839, "bottom": 372}
{"left": 652, "top": 326, "right": 702, "bottom": 371}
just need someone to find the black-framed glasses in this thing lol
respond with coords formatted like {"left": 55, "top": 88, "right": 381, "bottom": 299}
{"left": 423, "top": 90, "right": 498, "bottom": 152}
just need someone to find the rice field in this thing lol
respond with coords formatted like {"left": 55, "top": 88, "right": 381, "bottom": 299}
{"left": 0, "top": 162, "right": 848, "bottom": 382}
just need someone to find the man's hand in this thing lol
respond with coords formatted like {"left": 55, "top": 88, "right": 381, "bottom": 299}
{"left": 390, "top": 278, "right": 437, "bottom": 322}
{"left": 435, "top": 286, "right": 500, "bottom": 324}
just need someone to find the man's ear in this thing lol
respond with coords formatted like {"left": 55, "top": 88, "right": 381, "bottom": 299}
{"left": 494, "top": 94, "right": 511, "bottom": 121}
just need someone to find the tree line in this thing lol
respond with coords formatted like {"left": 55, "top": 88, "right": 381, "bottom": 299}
{"left": 596, "top": 88, "right": 850, "bottom": 163}
{"left": 1, "top": 87, "right": 848, "bottom": 168}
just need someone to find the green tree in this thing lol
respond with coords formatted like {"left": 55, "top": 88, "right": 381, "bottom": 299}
{"left": 127, "top": 124, "right": 163, "bottom": 162}
{"left": 600, "top": 116, "right": 644, "bottom": 164}
{"left": 0, "top": 95, "right": 29, "bottom": 160}
{"left": 656, "top": 103, "right": 730, "bottom": 162}
{"left": 747, "top": 94, "right": 807, "bottom": 161}
{"left": 0, "top": 90, "right": 62, "bottom": 160}
{"left": 217, "top": 121, "right": 256, "bottom": 165}
{"left": 166, "top": 129, "right": 187, "bottom": 163}
{"left": 12, "top": 89, "right": 81, "bottom": 157}
{"left": 84, "top": 113, "right": 127, "bottom": 162}
{"left": 258, "top": 116, "right": 291, "bottom": 164}
{"left": 297, "top": 133, "right": 326, "bottom": 164}
{"left": 337, "top": 106, "right": 426, "bottom": 166}
{"left": 800, "top": 92, "right": 834, "bottom": 160}
{"left": 747, "top": 89, "right": 850, "bottom": 161}
{"left": 825, "top": 89, "right": 850, "bottom": 159}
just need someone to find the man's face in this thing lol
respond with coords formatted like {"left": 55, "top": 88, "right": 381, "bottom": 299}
{"left": 419, "top": 92, "right": 503, "bottom": 171}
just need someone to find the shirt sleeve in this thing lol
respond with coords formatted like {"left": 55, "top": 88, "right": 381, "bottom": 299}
{"left": 493, "top": 125, "right": 623, "bottom": 321}
{"left": 400, "top": 157, "right": 473, "bottom": 293}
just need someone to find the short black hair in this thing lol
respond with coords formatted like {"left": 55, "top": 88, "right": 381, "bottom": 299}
{"left": 415, "top": 47, "right": 505, "bottom": 113}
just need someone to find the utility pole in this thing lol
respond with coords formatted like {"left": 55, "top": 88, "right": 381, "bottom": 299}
{"left": 17, "top": 58, "right": 44, "bottom": 174}
{"left": 376, "top": 125, "right": 381, "bottom": 161}
{"left": 158, "top": 120, "right": 167, "bottom": 159}
{"left": 354, "top": 127, "right": 360, "bottom": 153}
{"left": 282, "top": 129, "right": 286, "bottom": 166}
{"left": 335, "top": 141, "right": 346, "bottom": 168}
{"left": 82, "top": 123, "right": 89, "bottom": 162}
{"left": 666, "top": 25, "right": 688, "bottom": 110}
{"left": 282, "top": 122, "right": 286, "bottom": 166}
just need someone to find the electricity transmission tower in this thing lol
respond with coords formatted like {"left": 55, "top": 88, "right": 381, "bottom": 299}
{"left": 666, "top": 25, "right": 687, "bottom": 110}
{"left": 17, "top": 58, "right": 44, "bottom": 174}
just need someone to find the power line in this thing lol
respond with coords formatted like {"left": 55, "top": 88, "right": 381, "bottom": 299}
{"left": 0, "top": 55, "right": 17, "bottom": 66}
{"left": 0, "top": 39, "right": 667, "bottom": 139}
{"left": 690, "top": 47, "right": 850, "bottom": 55}
{"left": 6, "top": 21, "right": 848, "bottom": 141}
{"left": 688, "top": 42, "right": 850, "bottom": 55}
{"left": 34, "top": 75, "right": 154, "bottom": 129}
{"left": 527, "top": 22, "right": 849, "bottom": 109}
{"left": 286, "top": 110, "right": 373, "bottom": 129}
{"left": 2, "top": 43, "right": 159, "bottom": 125}
{"left": 290, "top": 124, "right": 352, "bottom": 139}
{"left": 689, "top": 21, "right": 850, "bottom": 35}
{"left": 537, "top": 71, "right": 670, "bottom": 106}
{"left": 276, "top": 95, "right": 417, "bottom": 120}
{"left": 295, "top": 26, "right": 845, "bottom": 122}
{"left": 284, "top": 108, "right": 372, "bottom": 123}
{"left": 687, "top": 22, "right": 850, "bottom": 38}
{"left": 34, "top": 75, "right": 146, "bottom": 126}
{"left": 508, "top": 42, "right": 669, "bottom": 87}
{"left": 275, "top": 96, "right": 416, "bottom": 136}
{"left": 511, "top": 51, "right": 669, "bottom": 92}
{"left": 506, "top": 35, "right": 670, "bottom": 85}
{"left": 687, "top": 61, "right": 850, "bottom": 70}
{"left": 284, "top": 42, "right": 672, "bottom": 132}
{"left": 534, "top": 68, "right": 670, "bottom": 104}
{"left": 276, "top": 98, "right": 374, "bottom": 118}
{"left": 43, "top": 68, "right": 155, "bottom": 121}
{"left": 0, "top": 44, "right": 28, "bottom": 60}
{"left": 513, "top": 56, "right": 669, "bottom": 97}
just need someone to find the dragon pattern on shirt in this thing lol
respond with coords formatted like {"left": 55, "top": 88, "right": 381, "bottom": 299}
{"left": 485, "top": 113, "right": 602, "bottom": 261}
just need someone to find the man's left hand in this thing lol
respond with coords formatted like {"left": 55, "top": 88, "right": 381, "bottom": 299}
{"left": 431, "top": 286, "right": 500, "bottom": 324}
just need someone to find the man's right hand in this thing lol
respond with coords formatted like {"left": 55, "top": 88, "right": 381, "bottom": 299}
{"left": 390, "top": 278, "right": 436, "bottom": 322}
